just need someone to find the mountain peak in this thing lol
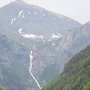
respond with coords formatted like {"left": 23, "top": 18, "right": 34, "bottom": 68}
{"left": 11, "top": 0, "right": 29, "bottom": 6}
{"left": 86, "top": 21, "right": 90, "bottom": 25}
{"left": 16, "top": 0, "right": 23, "bottom": 2}
{"left": 15, "top": 0, "right": 25, "bottom": 3}
{"left": 13, "top": 0, "right": 27, "bottom": 4}
{"left": 82, "top": 21, "right": 90, "bottom": 28}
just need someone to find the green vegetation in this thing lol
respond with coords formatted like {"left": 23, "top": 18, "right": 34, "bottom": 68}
{"left": 0, "top": 87, "right": 3, "bottom": 90}
{"left": 83, "top": 81, "right": 90, "bottom": 90}
{"left": 42, "top": 45, "right": 90, "bottom": 90}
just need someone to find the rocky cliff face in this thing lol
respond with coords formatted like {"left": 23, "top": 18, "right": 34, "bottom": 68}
{"left": 0, "top": 0, "right": 86, "bottom": 90}
{"left": 31, "top": 22, "right": 90, "bottom": 86}
{"left": 0, "top": 0, "right": 81, "bottom": 36}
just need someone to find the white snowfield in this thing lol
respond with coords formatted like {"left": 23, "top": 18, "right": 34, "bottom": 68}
{"left": 18, "top": 28, "right": 44, "bottom": 40}
{"left": 10, "top": 10, "right": 24, "bottom": 25}
{"left": 22, "top": 13, "right": 25, "bottom": 18}
{"left": 11, "top": 18, "right": 16, "bottom": 24}
{"left": 48, "top": 33, "right": 63, "bottom": 41}
{"left": 51, "top": 33, "right": 63, "bottom": 39}
{"left": 22, "top": 34, "right": 44, "bottom": 39}
{"left": 29, "top": 50, "right": 42, "bottom": 89}
{"left": 18, "top": 28, "right": 23, "bottom": 34}
{"left": 18, "top": 28, "right": 63, "bottom": 41}
{"left": 18, "top": 10, "right": 23, "bottom": 17}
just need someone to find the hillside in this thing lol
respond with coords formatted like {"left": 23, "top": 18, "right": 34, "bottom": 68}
{"left": 0, "top": 0, "right": 81, "bottom": 36}
{"left": 42, "top": 45, "right": 90, "bottom": 90}
{"left": 0, "top": 0, "right": 82, "bottom": 90}
{"left": 33, "top": 22, "right": 90, "bottom": 85}
{"left": 0, "top": 29, "right": 34, "bottom": 90}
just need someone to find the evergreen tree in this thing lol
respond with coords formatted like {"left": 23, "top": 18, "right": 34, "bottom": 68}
{"left": 83, "top": 81, "right": 90, "bottom": 90}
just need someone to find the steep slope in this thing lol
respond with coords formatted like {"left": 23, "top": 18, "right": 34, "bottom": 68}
{"left": 32, "top": 22, "right": 90, "bottom": 85}
{"left": 0, "top": 0, "right": 81, "bottom": 37}
{"left": 42, "top": 45, "right": 90, "bottom": 90}
{"left": 0, "top": 31, "right": 33, "bottom": 90}
{"left": 0, "top": 0, "right": 82, "bottom": 90}
{"left": 56, "top": 21, "right": 90, "bottom": 67}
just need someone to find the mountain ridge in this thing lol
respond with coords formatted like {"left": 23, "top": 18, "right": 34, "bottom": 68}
{"left": 42, "top": 44, "right": 90, "bottom": 90}
{"left": 0, "top": 1, "right": 88, "bottom": 90}
{"left": 32, "top": 22, "right": 90, "bottom": 86}
{"left": 0, "top": 0, "right": 81, "bottom": 36}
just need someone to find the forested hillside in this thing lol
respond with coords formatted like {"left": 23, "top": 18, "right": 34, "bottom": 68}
{"left": 42, "top": 45, "right": 90, "bottom": 90}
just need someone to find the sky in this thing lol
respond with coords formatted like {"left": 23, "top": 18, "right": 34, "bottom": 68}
{"left": 0, "top": 0, "right": 90, "bottom": 24}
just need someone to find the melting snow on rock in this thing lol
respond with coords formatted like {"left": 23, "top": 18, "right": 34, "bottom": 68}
{"left": 18, "top": 28, "right": 23, "bottom": 34}
{"left": 18, "top": 28, "right": 44, "bottom": 40}
{"left": 11, "top": 18, "right": 16, "bottom": 24}
{"left": 18, "top": 10, "right": 23, "bottom": 17}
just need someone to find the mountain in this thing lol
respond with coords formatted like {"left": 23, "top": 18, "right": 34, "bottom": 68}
{"left": 32, "top": 22, "right": 90, "bottom": 85}
{"left": 0, "top": 0, "right": 81, "bottom": 37}
{"left": 42, "top": 44, "right": 90, "bottom": 90}
{"left": 0, "top": 0, "right": 86, "bottom": 90}
{"left": 0, "top": 31, "right": 32, "bottom": 90}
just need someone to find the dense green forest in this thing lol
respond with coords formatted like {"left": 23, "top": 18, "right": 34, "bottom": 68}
{"left": 42, "top": 45, "right": 90, "bottom": 90}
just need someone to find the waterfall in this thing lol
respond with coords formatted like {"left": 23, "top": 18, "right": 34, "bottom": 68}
{"left": 29, "top": 50, "right": 42, "bottom": 89}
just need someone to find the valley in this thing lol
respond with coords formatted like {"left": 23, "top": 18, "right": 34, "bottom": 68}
{"left": 0, "top": 0, "right": 90, "bottom": 90}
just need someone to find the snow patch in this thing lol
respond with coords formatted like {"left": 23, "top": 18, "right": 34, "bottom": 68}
{"left": 18, "top": 28, "right": 62, "bottom": 41}
{"left": 22, "top": 14, "right": 25, "bottom": 18}
{"left": 11, "top": 18, "right": 16, "bottom": 24}
{"left": 18, "top": 28, "right": 44, "bottom": 40}
{"left": 18, "top": 10, "right": 23, "bottom": 17}
{"left": 51, "top": 34, "right": 60, "bottom": 39}
{"left": 22, "top": 34, "right": 44, "bottom": 39}
{"left": 18, "top": 28, "right": 23, "bottom": 34}
{"left": 51, "top": 33, "right": 63, "bottom": 39}
{"left": 48, "top": 33, "right": 63, "bottom": 41}
{"left": 52, "top": 43, "right": 55, "bottom": 46}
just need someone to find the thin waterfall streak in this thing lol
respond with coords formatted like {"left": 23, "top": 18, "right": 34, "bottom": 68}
{"left": 29, "top": 50, "right": 42, "bottom": 89}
